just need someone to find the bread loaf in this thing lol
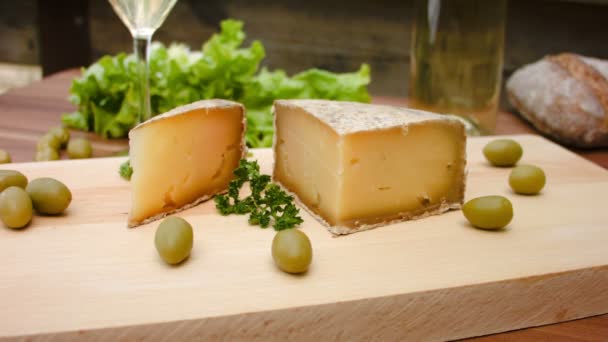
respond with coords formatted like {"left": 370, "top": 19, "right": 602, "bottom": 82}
{"left": 506, "top": 53, "right": 608, "bottom": 148}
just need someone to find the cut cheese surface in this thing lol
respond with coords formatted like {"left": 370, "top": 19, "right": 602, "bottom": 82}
{"left": 128, "top": 99, "right": 246, "bottom": 227}
{"left": 273, "top": 100, "right": 466, "bottom": 235}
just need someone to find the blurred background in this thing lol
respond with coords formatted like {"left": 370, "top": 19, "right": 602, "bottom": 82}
{"left": 1, "top": 0, "right": 608, "bottom": 97}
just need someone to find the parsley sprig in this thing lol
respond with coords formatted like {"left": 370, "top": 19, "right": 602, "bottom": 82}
{"left": 215, "top": 159, "right": 303, "bottom": 230}
{"left": 119, "top": 160, "right": 133, "bottom": 180}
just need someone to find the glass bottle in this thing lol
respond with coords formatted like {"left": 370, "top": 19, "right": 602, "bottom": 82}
{"left": 409, "top": 0, "right": 507, "bottom": 134}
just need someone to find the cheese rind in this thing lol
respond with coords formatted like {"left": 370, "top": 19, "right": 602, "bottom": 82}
{"left": 273, "top": 100, "right": 466, "bottom": 235}
{"left": 128, "top": 99, "right": 246, "bottom": 227}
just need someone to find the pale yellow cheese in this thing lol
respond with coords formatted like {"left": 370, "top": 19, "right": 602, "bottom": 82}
{"left": 273, "top": 100, "right": 466, "bottom": 235}
{"left": 128, "top": 99, "right": 246, "bottom": 227}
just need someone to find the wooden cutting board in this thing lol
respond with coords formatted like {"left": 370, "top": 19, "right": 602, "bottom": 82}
{"left": 0, "top": 134, "right": 606, "bottom": 341}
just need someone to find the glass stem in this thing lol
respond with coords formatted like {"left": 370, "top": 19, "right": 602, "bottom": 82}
{"left": 134, "top": 35, "right": 152, "bottom": 123}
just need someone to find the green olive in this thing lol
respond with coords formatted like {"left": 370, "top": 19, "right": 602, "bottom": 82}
{"left": 67, "top": 138, "right": 92, "bottom": 159}
{"left": 462, "top": 195, "right": 513, "bottom": 230}
{"left": 155, "top": 217, "right": 193, "bottom": 265}
{"left": 35, "top": 148, "right": 60, "bottom": 161}
{"left": 0, "top": 186, "right": 33, "bottom": 229}
{"left": 48, "top": 126, "right": 70, "bottom": 148}
{"left": 483, "top": 139, "right": 523, "bottom": 167}
{"left": 272, "top": 229, "right": 312, "bottom": 274}
{"left": 509, "top": 164, "right": 546, "bottom": 195}
{"left": 37, "top": 133, "right": 62, "bottom": 151}
{"left": 0, "top": 170, "right": 28, "bottom": 192}
{"left": 0, "top": 149, "right": 11, "bottom": 164}
{"left": 26, "top": 178, "right": 72, "bottom": 215}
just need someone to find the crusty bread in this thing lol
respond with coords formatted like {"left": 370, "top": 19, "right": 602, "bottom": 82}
{"left": 506, "top": 53, "right": 608, "bottom": 148}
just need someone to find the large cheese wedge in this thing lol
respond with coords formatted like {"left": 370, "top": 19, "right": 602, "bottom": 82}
{"left": 273, "top": 100, "right": 466, "bottom": 235}
{"left": 128, "top": 99, "right": 246, "bottom": 227}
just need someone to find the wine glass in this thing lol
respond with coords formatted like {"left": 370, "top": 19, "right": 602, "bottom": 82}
{"left": 108, "top": 0, "right": 179, "bottom": 123}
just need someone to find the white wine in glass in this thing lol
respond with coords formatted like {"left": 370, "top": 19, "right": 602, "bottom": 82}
{"left": 108, "top": 0, "right": 179, "bottom": 123}
{"left": 409, "top": 0, "right": 506, "bottom": 135}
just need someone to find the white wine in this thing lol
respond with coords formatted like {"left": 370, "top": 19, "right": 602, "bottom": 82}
{"left": 108, "top": 0, "right": 178, "bottom": 123}
{"left": 409, "top": 0, "right": 507, "bottom": 134}
{"left": 108, "top": 0, "right": 178, "bottom": 38}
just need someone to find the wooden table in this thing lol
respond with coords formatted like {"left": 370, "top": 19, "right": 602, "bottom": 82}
{"left": 0, "top": 70, "right": 607, "bottom": 341}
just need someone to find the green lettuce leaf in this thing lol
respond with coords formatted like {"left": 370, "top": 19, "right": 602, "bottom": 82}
{"left": 62, "top": 19, "right": 371, "bottom": 148}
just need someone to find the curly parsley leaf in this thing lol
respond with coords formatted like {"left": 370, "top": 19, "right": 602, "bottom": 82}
{"left": 214, "top": 159, "right": 303, "bottom": 230}
{"left": 119, "top": 160, "right": 133, "bottom": 180}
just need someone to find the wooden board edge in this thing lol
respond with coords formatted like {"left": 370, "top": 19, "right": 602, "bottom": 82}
{"left": 6, "top": 265, "right": 607, "bottom": 341}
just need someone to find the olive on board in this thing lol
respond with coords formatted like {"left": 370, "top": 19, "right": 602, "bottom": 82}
{"left": 0, "top": 170, "right": 28, "bottom": 192}
{"left": 462, "top": 195, "right": 513, "bottom": 230}
{"left": 272, "top": 229, "right": 313, "bottom": 274}
{"left": 26, "top": 178, "right": 72, "bottom": 215}
{"left": 482, "top": 139, "right": 523, "bottom": 167}
{"left": 155, "top": 217, "right": 194, "bottom": 265}
{"left": 0, "top": 186, "right": 33, "bottom": 229}
{"left": 509, "top": 164, "right": 546, "bottom": 195}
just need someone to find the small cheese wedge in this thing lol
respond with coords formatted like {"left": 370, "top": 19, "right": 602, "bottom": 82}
{"left": 128, "top": 99, "right": 246, "bottom": 227}
{"left": 273, "top": 100, "right": 466, "bottom": 235}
